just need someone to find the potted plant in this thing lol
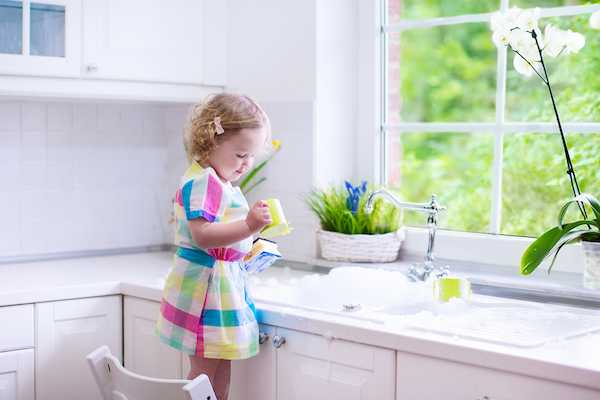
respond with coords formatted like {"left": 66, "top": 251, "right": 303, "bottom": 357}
{"left": 490, "top": 8, "right": 600, "bottom": 287}
{"left": 305, "top": 181, "right": 404, "bottom": 262}
{"left": 521, "top": 194, "right": 600, "bottom": 288}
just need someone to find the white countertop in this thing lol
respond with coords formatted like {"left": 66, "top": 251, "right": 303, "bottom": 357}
{"left": 1, "top": 250, "right": 600, "bottom": 391}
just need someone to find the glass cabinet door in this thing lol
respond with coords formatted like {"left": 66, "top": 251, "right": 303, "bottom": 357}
{"left": 30, "top": 2, "right": 65, "bottom": 57}
{"left": 0, "top": 0, "right": 23, "bottom": 55}
{"left": 0, "top": 0, "right": 80, "bottom": 76}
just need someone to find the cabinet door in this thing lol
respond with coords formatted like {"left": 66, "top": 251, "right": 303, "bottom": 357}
{"left": 124, "top": 296, "right": 184, "bottom": 379}
{"left": 397, "top": 351, "right": 600, "bottom": 400}
{"left": 0, "top": 349, "right": 34, "bottom": 400}
{"left": 82, "top": 0, "right": 227, "bottom": 85}
{"left": 276, "top": 328, "right": 396, "bottom": 400}
{"left": 230, "top": 324, "right": 277, "bottom": 400}
{"left": 35, "top": 295, "right": 122, "bottom": 400}
{"left": 0, "top": 0, "right": 81, "bottom": 76}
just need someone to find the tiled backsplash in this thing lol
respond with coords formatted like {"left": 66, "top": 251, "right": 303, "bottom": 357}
{"left": 0, "top": 100, "right": 317, "bottom": 261}
{"left": 0, "top": 101, "right": 188, "bottom": 257}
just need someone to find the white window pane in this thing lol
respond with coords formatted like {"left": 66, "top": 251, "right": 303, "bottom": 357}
{"left": 387, "top": 131, "right": 494, "bottom": 233}
{"left": 501, "top": 132, "right": 600, "bottom": 237}
{"left": 388, "top": 23, "right": 497, "bottom": 124}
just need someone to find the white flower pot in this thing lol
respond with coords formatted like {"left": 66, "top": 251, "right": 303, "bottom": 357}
{"left": 582, "top": 240, "right": 600, "bottom": 290}
{"left": 316, "top": 228, "right": 405, "bottom": 263}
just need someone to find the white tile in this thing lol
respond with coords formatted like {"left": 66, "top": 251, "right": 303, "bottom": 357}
{"left": 47, "top": 132, "right": 73, "bottom": 164}
{"left": 21, "top": 132, "right": 47, "bottom": 162}
{"left": 22, "top": 102, "right": 46, "bottom": 132}
{"left": 0, "top": 193, "right": 20, "bottom": 256}
{"left": 46, "top": 162, "right": 74, "bottom": 191}
{"left": 47, "top": 103, "right": 74, "bottom": 132}
{"left": 0, "top": 162, "right": 19, "bottom": 191}
{"left": 20, "top": 161, "right": 46, "bottom": 190}
{"left": 19, "top": 190, "right": 49, "bottom": 254}
{"left": 121, "top": 104, "right": 144, "bottom": 134}
{"left": 0, "top": 103, "right": 21, "bottom": 132}
{"left": 0, "top": 132, "right": 21, "bottom": 165}
{"left": 73, "top": 103, "right": 97, "bottom": 133}
{"left": 96, "top": 104, "right": 122, "bottom": 133}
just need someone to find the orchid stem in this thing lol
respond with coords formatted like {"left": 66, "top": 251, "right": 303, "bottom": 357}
{"left": 530, "top": 30, "right": 588, "bottom": 222}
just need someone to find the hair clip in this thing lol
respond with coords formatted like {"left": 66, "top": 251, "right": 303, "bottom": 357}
{"left": 213, "top": 116, "right": 225, "bottom": 135}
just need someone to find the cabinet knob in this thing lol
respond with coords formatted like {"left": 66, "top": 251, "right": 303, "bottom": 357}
{"left": 259, "top": 332, "right": 270, "bottom": 344}
{"left": 272, "top": 335, "right": 286, "bottom": 349}
{"left": 86, "top": 64, "right": 98, "bottom": 73}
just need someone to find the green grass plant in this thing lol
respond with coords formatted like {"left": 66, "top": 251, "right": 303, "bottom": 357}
{"left": 306, "top": 186, "right": 401, "bottom": 235}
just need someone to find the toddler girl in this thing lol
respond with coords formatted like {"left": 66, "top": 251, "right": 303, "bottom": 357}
{"left": 156, "top": 93, "right": 272, "bottom": 400}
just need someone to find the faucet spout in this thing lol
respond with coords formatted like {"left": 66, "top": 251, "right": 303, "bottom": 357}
{"left": 364, "top": 188, "right": 448, "bottom": 281}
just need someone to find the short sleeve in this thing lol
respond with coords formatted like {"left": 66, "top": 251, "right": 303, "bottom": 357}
{"left": 180, "top": 170, "right": 227, "bottom": 222}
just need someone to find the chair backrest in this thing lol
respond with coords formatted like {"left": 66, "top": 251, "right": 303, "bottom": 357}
{"left": 86, "top": 346, "right": 216, "bottom": 400}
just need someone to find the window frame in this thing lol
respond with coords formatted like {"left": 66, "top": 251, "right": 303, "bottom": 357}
{"left": 375, "top": 0, "right": 600, "bottom": 273}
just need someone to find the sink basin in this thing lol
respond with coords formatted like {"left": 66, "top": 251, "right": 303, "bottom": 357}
{"left": 249, "top": 265, "right": 600, "bottom": 347}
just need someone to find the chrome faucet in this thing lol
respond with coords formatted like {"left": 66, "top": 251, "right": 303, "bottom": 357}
{"left": 365, "top": 189, "right": 448, "bottom": 282}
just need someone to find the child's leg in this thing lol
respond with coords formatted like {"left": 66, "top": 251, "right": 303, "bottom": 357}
{"left": 188, "top": 355, "right": 231, "bottom": 400}
{"left": 213, "top": 359, "right": 231, "bottom": 400}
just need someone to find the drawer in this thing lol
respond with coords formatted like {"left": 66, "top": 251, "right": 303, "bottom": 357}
{"left": 397, "top": 351, "right": 600, "bottom": 400}
{"left": 0, "top": 304, "right": 34, "bottom": 351}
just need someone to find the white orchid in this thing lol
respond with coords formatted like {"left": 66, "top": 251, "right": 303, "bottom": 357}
{"left": 490, "top": 7, "right": 585, "bottom": 77}
{"left": 590, "top": 10, "right": 600, "bottom": 30}
{"left": 563, "top": 29, "right": 585, "bottom": 54}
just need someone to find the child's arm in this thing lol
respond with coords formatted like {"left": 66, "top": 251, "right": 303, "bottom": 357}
{"left": 189, "top": 200, "right": 272, "bottom": 249}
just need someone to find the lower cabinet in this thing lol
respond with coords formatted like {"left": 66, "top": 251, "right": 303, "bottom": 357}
{"left": 124, "top": 296, "right": 185, "bottom": 379}
{"left": 35, "top": 295, "right": 122, "bottom": 400}
{"left": 275, "top": 328, "right": 396, "bottom": 400}
{"left": 396, "top": 351, "right": 600, "bottom": 400}
{"left": 233, "top": 326, "right": 396, "bottom": 400}
{"left": 0, "top": 349, "right": 35, "bottom": 400}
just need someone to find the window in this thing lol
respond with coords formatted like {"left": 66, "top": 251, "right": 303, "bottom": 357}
{"left": 383, "top": 0, "right": 600, "bottom": 237}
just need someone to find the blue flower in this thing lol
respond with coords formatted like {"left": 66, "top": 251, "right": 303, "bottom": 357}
{"left": 345, "top": 180, "right": 368, "bottom": 214}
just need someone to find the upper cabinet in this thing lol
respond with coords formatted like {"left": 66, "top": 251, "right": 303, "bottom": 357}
{"left": 82, "top": 0, "right": 227, "bottom": 85}
{"left": 0, "top": 0, "right": 82, "bottom": 77}
{"left": 0, "top": 0, "right": 226, "bottom": 101}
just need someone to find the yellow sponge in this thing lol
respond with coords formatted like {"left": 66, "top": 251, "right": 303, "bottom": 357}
{"left": 433, "top": 276, "right": 471, "bottom": 302}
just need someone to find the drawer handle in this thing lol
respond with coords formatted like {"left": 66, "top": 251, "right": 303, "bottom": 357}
{"left": 259, "top": 332, "right": 270, "bottom": 344}
{"left": 272, "top": 335, "right": 286, "bottom": 349}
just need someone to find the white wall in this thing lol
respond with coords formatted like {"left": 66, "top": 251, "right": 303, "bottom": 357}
{"left": 227, "top": 0, "right": 361, "bottom": 261}
{"left": 0, "top": 100, "right": 175, "bottom": 258}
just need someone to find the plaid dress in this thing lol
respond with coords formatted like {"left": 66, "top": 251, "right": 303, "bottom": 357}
{"left": 155, "top": 162, "right": 258, "bottom": 360}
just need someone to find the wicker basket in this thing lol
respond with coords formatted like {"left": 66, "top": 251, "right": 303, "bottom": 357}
{"left": 316, "top": 228, "right": 405, "bottom": 263}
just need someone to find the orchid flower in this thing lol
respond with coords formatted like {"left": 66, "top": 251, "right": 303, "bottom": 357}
{"left": 591, "top": 10, "right": 600, "bottom": 30}
{"left": 490, "top": 7, "right": 585, "bottom": 78}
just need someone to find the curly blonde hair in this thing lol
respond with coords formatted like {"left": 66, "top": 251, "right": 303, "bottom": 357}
{"left": 184, "top": 93, "right": 271, "bottom": 166}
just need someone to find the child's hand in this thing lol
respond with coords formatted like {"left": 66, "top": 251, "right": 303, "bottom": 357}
{"left": 246, "top": 201, "right": 272, "bottom": 233}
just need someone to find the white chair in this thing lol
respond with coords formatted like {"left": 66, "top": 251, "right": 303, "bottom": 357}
{"left": 86, "top": 346, "right": 217, "bottom": 400}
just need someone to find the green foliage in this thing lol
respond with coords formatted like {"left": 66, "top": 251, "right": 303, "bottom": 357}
{"left": 520, "top": 194, "right": 600, "bottom": 275}
{"left": 305, "top": 186, "right": 401, "bottom": 235}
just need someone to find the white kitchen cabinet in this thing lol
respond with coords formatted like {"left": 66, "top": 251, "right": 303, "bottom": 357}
{"left": 0, "top": 349, "right": 35, "bottom": 400}
{"left": 35, "top": 295, "right": 122, "bottom": 400}
{"left": 396, "top": 351, "right": 600, "bottom": 400}
{"left": 230, "top": 324, "right": 277, "bottom": 400}
{"left": 0, "top": 0, "right": 82, "bottom": 77}
{"left": 275, "top": 327, "right": 396, "bottom": 400}
{"left": 82, "top": 0, "right": 227, "bottom": 85}
{"left": 124, "top": 296, "right": 184, "bottom": 379}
